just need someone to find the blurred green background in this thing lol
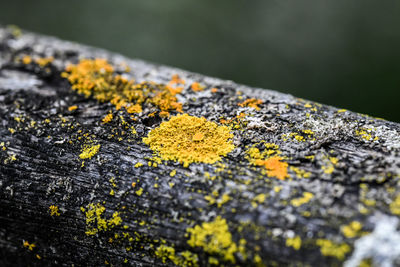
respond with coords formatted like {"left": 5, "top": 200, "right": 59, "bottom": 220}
{"left": 1, "top": 0, "right": 399, "bottom": 122}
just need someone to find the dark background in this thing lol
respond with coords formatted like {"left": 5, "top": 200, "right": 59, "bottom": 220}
{"left": 1, "top": 0, "right": 399, "bottom": 122}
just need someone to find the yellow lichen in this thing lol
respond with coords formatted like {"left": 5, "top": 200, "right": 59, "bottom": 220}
{"left": 291, "top": 192, "right": 314, "bottom": 207}
{"left": 341, "top": 221, "right": 362, "bottom": 238}
{"left": 61, "top": 58, "right": 182, "bottom": 117}
{"left": 135, "top": 188, "right": 144, "bottom": 196}
{"left": 49, "top": 205, "right": 60, "bottom": 216}
{"left": 35, "top": 56, "right": 54, "bottom": 67}
{"left": 143, "top": 114, "right": 234, "bottom": 167}
{"left": 23, "top": 240, "right": 36, "bottom": 251}
{"left": 102, "top": 112, "right": 113, "bottom": 124}
{"left": 81, "top": 203, "right": 122, "bottom": 236}
{"left": 22, "top": 55, "right": 32, "bottom": 65}
{"left": 186, "top": 216, "right": 240, "bottom": 263}
{"left": 238, "top": 98, "right": 263, "bottom": 110}
{"left": 316, "top": 239, "right": 350, "bottom": 260}
{"left": 155, "top": 245, "right": 199, "bottom": 267}
{"left": 68, "top": 105, "right": 78, "bottom": 111}
{"left": 191, "top": 82, "right": 204, "bottom": 92}
{"left": 355, "top": 128, "right": 378, "bottom": 142}
{"left": 290, "top": 166, "right": 311, "bottom": 178}
{"left": 0, "top": 142, "right": 6, "bottom": 151}
{"left": 321, "top": 156, "right": 338, "bottom": 174}
{"left": 286, "top": 235, "right": 302, "bottom": 250}
{"left": 79, "top": 144, "right": 101, "bottom": 159}
{"left": 251, "top": 194, "right": 267, "bottom": 208}
{"left": 390, "top": 195, "right": 400, "bottom": 215}
{"left": 134, "top": 162, "right": 143, "bottom": 168}
{"left": 169, "top": 169, "right": 177, "bottom": 177}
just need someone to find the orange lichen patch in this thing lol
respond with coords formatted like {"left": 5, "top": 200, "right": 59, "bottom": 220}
{"left": 143, "top": 114, "right": 234, "bottom": 167}
{"left": 35, "top": 56, "right": 54, "bottom": 67}
{"left": 191, "top": 82, "right": 204, "bottom": 92}
{"left": 211, "top": 87, "right": 218, "bottom": 93}
{"left": 61, "top": 58, "right": 182, "bottom": 116}
{"left": 238, "top": 98, "right": 263, "bottom": 110}
{"left": 22, "top": 55, "right": 32, "bottom": 64}
{"left": 255, "top": 156, "right": 289, "bottom": 180}
{"left": 169, "top": 74, "right": 185, "bottom": 85}
{"left": 68, "top": 105, "right": 78, "bottom": 111}
{"left": 246, "top": 142, "right": 289, "bottom": 180}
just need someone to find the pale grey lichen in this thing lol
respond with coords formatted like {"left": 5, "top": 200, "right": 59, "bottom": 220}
{"left": 345, "top": 215, "right": 400, "bottom": 267}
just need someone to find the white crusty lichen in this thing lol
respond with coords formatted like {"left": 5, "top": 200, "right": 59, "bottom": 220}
{"left": 344, "top": 215, "right": 400, "bottom": 267}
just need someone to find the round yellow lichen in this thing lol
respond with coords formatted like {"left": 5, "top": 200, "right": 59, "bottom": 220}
{"left": 143, "top": 114, "right": 234, "bottom": 167}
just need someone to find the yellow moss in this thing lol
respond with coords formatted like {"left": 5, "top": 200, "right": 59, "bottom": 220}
{"left": 49, "top": 205, "right": 60, "bottom": 216}
{"left": 286, "top": 235, "right": 302, "bottom": 250}
{"left": 62, "top": 58, "right": 182, "bottom": 117}
{"left": 341, "top": 221, "right": 362, "bottom": 238}
{"left": 79, "top": 144, "right": 101, "bottom": 159}
{"left": 238, "top": 98, "right": 263, "bottom": 110}
{"left": 186, "top": 216, "right": 238, "bottom": 263}
{"left": 143, "top": 114, "right": 234, "bottom": 167}
{"left": 316, "top": 239, "right": 350, "bottom": 260}
{"left": 291, "top": 192, "right": 314, "bottom": 207}
{"left": 23, "top": 241, "right": 36, "bottom": 251}
{"left": 81, "top": 203, "right": 122, "bottom": 236}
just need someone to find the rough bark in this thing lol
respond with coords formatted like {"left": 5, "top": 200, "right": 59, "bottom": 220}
{"left": 0, "top": 26, "right": 399, "bottom": 267}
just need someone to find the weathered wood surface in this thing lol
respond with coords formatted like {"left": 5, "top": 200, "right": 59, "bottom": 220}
{"left": 0, "top": 26, "right": 400, "bottom": 267}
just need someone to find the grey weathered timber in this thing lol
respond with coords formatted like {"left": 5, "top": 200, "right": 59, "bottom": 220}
{"left": 0, "top": 26, "right": 400, "bottom": 267}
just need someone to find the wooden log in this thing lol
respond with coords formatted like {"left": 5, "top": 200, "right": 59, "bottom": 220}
{"left": 0, "top": 26, "right": 399, "bottom": 266}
